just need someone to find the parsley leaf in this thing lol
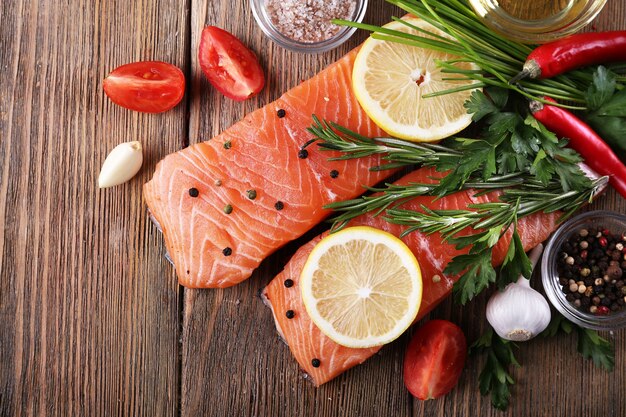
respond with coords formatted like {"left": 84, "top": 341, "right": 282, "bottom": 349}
{"left": 576, "top": 327, "right": 615, "bottom": 371}
{"left": 542, "top": 313, "right": 615, "bottom": 371}
{"left": 541, "top": 313, "right": 573, "bottom": 337}
{"left": 487, "top": 86, "right": 509, "bottom": 109}
{"left": 446, "top": 243, "right": 496, "bottom": 305}
{"left": 498, "top": 227, "right": 531, "bottom": 289}
{"left": 586, "top": 66, "right": 616, "bottom": 111}
{"left": 593, "top": 87, "right": 626, "bottom": 117}
{"left": 465, "top": 89, "right": 499, "bottom": 122}
{"left": 530, "top": 149, "right": 555, "bottom": 186}
{"left": 470, "top": 328, "right": 519, "bottom": 411}
{"left": 487, "top": 112, "right": 519, "bottom": 136}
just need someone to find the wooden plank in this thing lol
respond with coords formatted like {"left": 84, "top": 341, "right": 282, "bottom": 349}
{"left": 0, "top": 1, "right": 189, "bottom": 416}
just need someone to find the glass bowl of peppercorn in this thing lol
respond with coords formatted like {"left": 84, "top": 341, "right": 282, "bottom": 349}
{"left": 250, "top": 0, "right": 368, "bottom": 53}
{"left": 542, "top": 210, "right": 626, "bottom": 330}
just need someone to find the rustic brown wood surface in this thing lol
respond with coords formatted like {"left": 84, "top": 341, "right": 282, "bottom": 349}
{"left": 1, "top": 1, "right": 625, "bottom": 416}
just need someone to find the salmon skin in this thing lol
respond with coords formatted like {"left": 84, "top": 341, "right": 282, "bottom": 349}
{"left": 144, "top": 49, "right": 388, "bottom": 288}
{"left": 261, "top": 167, "right": 559, "bottom": 386}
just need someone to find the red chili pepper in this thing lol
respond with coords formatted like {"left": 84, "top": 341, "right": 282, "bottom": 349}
{"left": 530, "top": 97, "right": 626, "bottom": 199}
{"left": 511, "top": 31, "right": 626, "bottom": 82}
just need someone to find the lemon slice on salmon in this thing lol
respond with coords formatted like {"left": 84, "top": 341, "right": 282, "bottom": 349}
{"left": 352, "top": 18, "right": 480, "bottom": 142}
{"left": 300, "top": 226, "right": 422, "bottom": 348}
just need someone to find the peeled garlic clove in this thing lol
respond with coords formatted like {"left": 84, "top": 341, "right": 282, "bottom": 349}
{"left": 98, "top": 141, "right": 143, "bottom": 188}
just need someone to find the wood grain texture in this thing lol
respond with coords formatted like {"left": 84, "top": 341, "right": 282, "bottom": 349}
{"left": 1, "top": 1, "right": 625, "bottom": 417}
{"left": 0, "top": 0, "right": 189, "bottom": 416}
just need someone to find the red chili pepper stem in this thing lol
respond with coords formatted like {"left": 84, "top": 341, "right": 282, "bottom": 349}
{"left": 510, "top": 30, "right": 626, "bottom": 83}
{"left": 530, "top": 97, "right": 626, "bottom": 199}
{"left": 509, "top": 60, "right": 541, "bottom": 84}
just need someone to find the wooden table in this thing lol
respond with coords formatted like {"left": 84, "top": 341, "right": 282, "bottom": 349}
{"left": 2, "top": 1, "right": 625, "bottom": 416}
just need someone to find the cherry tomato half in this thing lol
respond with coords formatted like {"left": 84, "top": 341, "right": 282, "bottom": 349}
{"left": 103, "top": 61, "right": 185, "bottom": 113}
{"left": 403, "top": 320, "right": 467, "bottom": 400}
{"left": 198, "top": 26, "right": 265, "bottom": 101}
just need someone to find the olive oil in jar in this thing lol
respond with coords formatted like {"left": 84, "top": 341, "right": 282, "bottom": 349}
{"left": 468, "top": 0, "right": 607, "bottom": 43}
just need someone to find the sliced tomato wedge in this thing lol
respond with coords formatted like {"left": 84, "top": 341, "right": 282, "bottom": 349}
{"left": 198, "top": 26, "right": 265, "bottom": 101}
{"left": 403, "top": 320, "right": 467, "bottom": 400}
{"left": 103, "top": 61, "right": 185, "bottom": 113}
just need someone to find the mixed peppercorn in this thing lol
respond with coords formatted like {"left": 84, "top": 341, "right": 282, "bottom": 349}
{"left": 557, "top": 226, "right": 626, "bottom": 315}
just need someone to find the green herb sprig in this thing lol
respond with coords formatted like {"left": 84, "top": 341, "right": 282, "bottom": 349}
{"left": 470, "top": 328, "right": 520, "bottom": 411}
{"left": 385, "top": 175, "right": 605, "bottom": 304}
{"left": 472, "top": 316, "right": 615, "bottom": 411}
{"left": 542, "top": 313, "right": 615, "bottom": 371}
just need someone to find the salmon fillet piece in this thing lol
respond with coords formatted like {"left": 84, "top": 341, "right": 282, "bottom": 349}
{"left": 144, "top": 49, "right": 389, "bottom": 288}
{"left": 261, "top": 167, "right": 559, "bottom": 386}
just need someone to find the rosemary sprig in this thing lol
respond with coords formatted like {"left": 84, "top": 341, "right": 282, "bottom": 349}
{"left": 324, "top": 173, "right": 528, "bottom": 232}
{"left": 385, "top": 176, "right": 607, "bottom": 303}
{"left": 307, "top": 115, "right": 461, "bottom": 171}
{"left": 387, "top": 177, "right": 605, "bottom": 238}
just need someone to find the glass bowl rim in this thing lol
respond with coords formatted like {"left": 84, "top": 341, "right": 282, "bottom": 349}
{"left": 249, "top": 0, "right": 369, "bottom": 53}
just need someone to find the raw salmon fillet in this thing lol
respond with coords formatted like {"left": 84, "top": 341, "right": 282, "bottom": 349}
{"left": 144, "top": 49, "right": 389, "bottom": 288}
{"left": 261, "top": 167, "right": 559, "bottom": 386}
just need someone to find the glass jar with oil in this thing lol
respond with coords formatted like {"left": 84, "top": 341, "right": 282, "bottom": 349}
{"left": 468, "top": 0, "right": 608, "bottom": 43}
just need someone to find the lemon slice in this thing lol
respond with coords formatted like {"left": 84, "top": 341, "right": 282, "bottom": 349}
{"left": 300, "top": 226, "right": 422, "bottom": 348}
{"left": 352, "top": 18, "right": 480, "bottom": 142}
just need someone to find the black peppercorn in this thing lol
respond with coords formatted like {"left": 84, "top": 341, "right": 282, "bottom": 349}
{"left": 330, "top": 170, "right": 339, "bottom": 178}
{"left": 607, "top": 265, "right": 623, "bottom": 279}
{"left": 277, "top": 109, "right": 286, "bottom": 118}
{"left": 311, "top": 358, "right": 321, "bottom": 368}
{"left": 188, "top": 187, "right": 199, "bottom": 197}
{"left": 298, "top": 149, "right": 308, "bottom": 159}
{"left": 558, "top": 225, "right": 626, "bottom": 315}
{"left": 222, "top": 247, "right": 232, "bottom": 256}
{"left": 274, "top": 201, "right": 284, "bottom": 211}
{"left": 286, "top": 310, "right": 295, "bottom": 319}
{"left": 284, "top": 278, "right": 294, "bottom": 288}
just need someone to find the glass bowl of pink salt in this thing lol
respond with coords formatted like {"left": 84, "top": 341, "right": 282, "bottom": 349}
{"left": 250, "top": 0, "right": 368, "bottom": 53}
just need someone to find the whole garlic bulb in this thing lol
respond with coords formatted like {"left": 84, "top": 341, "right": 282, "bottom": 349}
{"left": 486, "top": 244, "right": 551, "bottom": 342}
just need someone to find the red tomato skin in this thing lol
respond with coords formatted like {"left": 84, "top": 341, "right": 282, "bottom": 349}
{"left": 198, "top": 26, "right": 265, "bottom": 101}
{"left": 403, "top": 320, "right": 467, "bottom": 400}
{"left": 103, "top": 61, "right": 185, "bottom": 113}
